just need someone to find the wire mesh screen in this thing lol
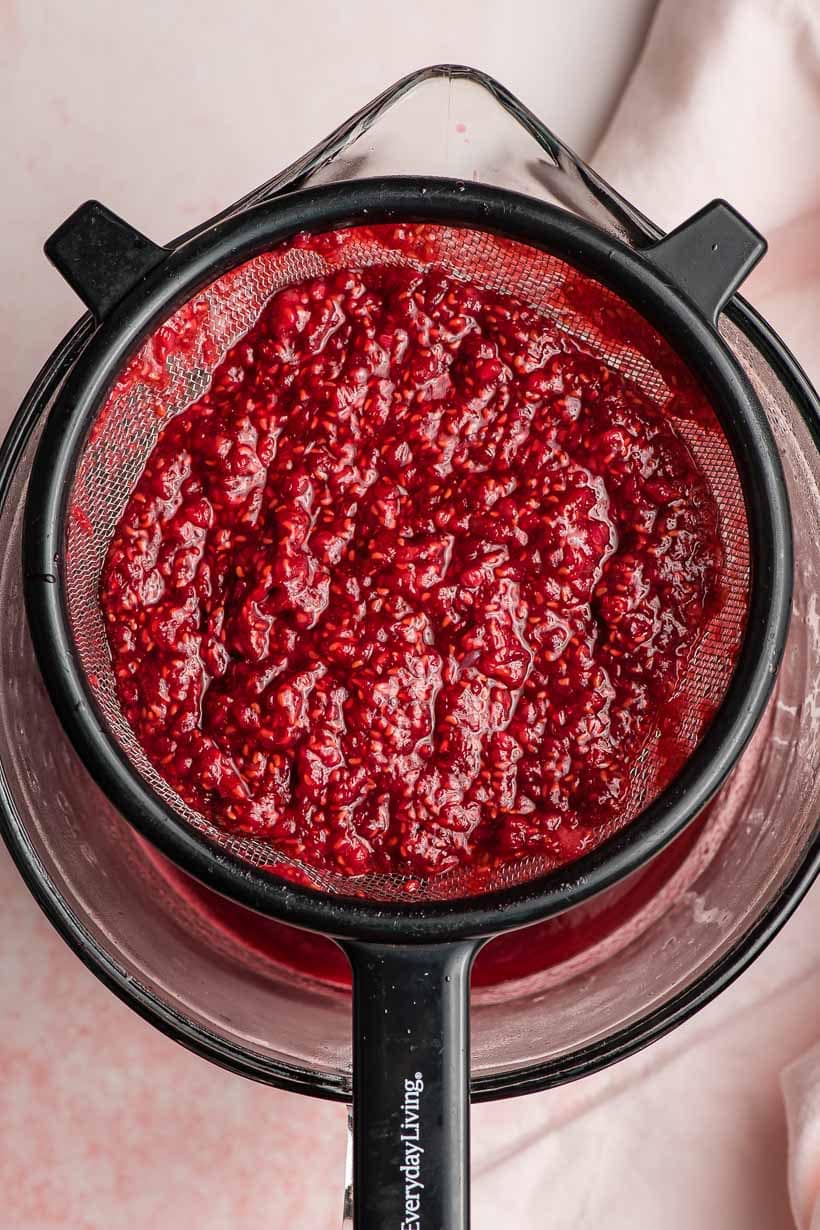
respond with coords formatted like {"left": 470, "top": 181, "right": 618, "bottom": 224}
{"left": 63, "top": 223, "right": 750, "bottom": 901}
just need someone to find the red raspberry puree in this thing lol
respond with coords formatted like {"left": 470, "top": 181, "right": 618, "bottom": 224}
{"left": 101, "top": 238, "right": 722, "bottom": 886}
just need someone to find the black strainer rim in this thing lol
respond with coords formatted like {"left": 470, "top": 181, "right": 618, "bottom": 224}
{"left": 23, "top": 177, "right": 793, "bottom": 943}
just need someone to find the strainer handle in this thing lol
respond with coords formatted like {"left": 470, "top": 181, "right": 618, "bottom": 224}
{"left": 341, "top": 938, "right": 481, "bottom": 1230}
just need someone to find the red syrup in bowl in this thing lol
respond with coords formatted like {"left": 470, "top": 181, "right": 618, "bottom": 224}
{"left": 101, "top": 238, "right": 726, "bottom": 895}
{"left": 142, "top": 798, "right": 733, "bottom": 994}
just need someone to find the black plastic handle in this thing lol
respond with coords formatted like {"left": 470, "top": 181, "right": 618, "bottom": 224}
{"left": 342, "top": 939, "right": 480, "bottom": 1230}
{"left": 44, "top": 201, "right": 169, "bottom": 322}
{"left": 643, "top": 199, "right": 766, "bottom": 325}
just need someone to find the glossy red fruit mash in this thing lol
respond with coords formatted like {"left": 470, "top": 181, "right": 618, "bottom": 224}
{"left": 100, "top": 230, "right": 723, "bottom": 884}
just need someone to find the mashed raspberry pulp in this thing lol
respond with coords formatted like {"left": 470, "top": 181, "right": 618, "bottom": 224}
{"left": 101, "top": 240, "right": 723, "bottom": 883}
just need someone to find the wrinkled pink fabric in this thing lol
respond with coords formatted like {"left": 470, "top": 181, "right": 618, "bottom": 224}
{"left": 1, "top": 2, "right": 819, "bottom": 1228}
{"left": 474, "top": 3, "right": 820, "bottom": 1227}
{"left": 475, "top": 3, "right": 820, "bottom": 1226}
{"left": 601, "top": 8, "right": 820, "bottom": 1222}
{"left": 785, "top": 1043, "right": 820, "bottom": 1230}
{"left": 483, "top": 2, "right": 820, "bottom": 1226}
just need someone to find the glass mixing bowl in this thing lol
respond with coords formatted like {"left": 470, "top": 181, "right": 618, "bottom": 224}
{"left": 0, "top": 66, "right": 817, "bottom": 1113}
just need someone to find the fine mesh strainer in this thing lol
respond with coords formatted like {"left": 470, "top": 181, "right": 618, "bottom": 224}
{"left": 24, "top": 178, "right": 791, "bottom": 1229}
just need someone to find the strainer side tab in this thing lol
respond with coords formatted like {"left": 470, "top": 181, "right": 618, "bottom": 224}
{"left": 642, "top": 200, "right": 766, "bottom": 325}
{"left": 45, "top": 201, "right": 170, "bottom": 322}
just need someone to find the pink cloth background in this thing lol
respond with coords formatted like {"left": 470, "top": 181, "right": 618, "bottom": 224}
{"left": 2, "top": 1, "right": 820, "bottom": 1226}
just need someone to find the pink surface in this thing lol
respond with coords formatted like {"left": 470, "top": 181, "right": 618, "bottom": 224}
{"left": 2, "top": 1, "right": 820, "bottom": 1227}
